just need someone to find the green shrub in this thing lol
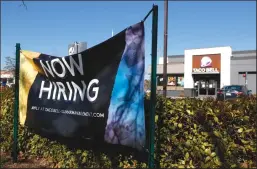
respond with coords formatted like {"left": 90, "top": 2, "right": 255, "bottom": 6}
{"left": 1, "top": 88, "right": 256, "bottom": 168}
{"left": 0, "top": 88, "right": 146, "bottom": 168}
{"left": 154, "top": 96, "right": 257, "bottom": 168}
{"left": 0, "top": 87, "right": 15, "bottom": 152}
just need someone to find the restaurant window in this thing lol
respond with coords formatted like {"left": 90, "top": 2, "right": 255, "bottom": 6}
{"left": 167, "top": 76, "right": 176, "bottom": 86}
{"left": 157, "top": 74, "right": 184, "bottom": 87}
{"left": 177, "top": 76, "right": 184, "bottom": 87}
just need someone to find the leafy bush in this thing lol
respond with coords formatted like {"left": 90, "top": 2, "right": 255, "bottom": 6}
{"left": 154, "top": 96, "right": 257, "bottom": 168}
{"left": 1, "top": 88, "right": 256, "bottom": 168}
{"left": 0, "top": 88, "right": 146, "bottom": 168}
{"left": 0, "top": 87, "right": 15, "bottom": 152}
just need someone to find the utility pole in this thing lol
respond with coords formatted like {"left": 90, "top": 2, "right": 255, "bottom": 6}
{"left": 163, "top": 0, "right": 168, "bottom": 97}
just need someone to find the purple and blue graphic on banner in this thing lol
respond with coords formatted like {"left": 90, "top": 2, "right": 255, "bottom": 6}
{"left": 104, "top": 22, "right": 145, "bottom": 150}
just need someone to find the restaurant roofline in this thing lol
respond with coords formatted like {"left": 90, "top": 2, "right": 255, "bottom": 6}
{"left": 166, "top": 49, "right": 256, "bottom": 58}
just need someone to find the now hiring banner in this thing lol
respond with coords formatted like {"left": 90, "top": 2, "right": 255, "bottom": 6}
{"left": 19, "top": 22, "right": 145, "bottom": 150}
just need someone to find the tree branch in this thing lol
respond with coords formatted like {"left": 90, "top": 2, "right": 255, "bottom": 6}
{"left": 4, "top": 56, "right": 16, "bottom": 75}
{"left": 19, "top": 0, "right": 28, "bottom": 10}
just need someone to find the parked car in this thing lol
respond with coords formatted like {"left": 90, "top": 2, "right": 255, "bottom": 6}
{"left": 217, "top": 85, "right": 252, "bottom": 101}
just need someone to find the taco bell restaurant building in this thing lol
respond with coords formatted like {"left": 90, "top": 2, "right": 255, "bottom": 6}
{"left": 147, "top": 47, "right": 256, "bottom": 97}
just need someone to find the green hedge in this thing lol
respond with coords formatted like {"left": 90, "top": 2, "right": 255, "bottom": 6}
{"left": 1, "top": 88, "right": 256, "bottom": 168}
{"left": 154, "top": 96, "right": 257, "bottom": 168}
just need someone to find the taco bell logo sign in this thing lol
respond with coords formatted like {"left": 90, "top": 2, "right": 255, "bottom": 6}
{"left": 201, "top": 56, "right": 212, "bottom": 68}
{"left": 192, "top": 54, "right": 220, "bottom": 73}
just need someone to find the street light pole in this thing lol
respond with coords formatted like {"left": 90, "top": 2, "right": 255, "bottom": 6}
{"left": 163, "top": 0, "right": 168, "bottom": 97}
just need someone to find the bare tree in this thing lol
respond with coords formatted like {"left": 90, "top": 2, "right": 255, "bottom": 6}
{"left": 144, "top": 79, "right": 151, "bottom": 90}
{"left": 4, "top": 56, "right": 16, "bottom": 75}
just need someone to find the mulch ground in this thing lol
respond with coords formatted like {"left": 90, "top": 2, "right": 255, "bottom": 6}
{"left": 0, "top": 152, "right": 51, "bottom": 168}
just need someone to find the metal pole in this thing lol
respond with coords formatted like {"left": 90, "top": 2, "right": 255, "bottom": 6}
{"left": 149, "top": 4, "right": 158, "bottom": 169}
{"left": 13, "top": 43, "right": 20, "bottom": 163}
{"left": 163, "top": 0, "right": 168, "bottom": 97}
